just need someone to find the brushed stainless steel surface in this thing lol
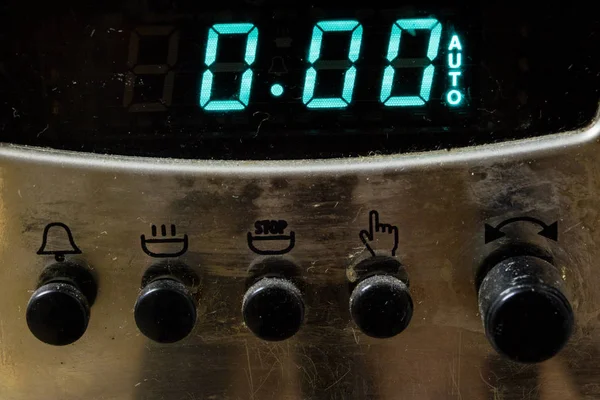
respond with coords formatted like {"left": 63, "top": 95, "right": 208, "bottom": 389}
{"left": 0, "top": 111, "right": 599, "bottom": 399}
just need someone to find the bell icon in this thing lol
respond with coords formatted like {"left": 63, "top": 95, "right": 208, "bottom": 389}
{"left": 268, "top": 56, "right": 288, "bottom": 75}
{"left": 37, "top": 222, "right": 82, "bottom": 262}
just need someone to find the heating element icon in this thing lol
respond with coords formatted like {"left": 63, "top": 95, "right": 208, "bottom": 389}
{"left": 141, "top": 224, "right": 189, "bottom": 258}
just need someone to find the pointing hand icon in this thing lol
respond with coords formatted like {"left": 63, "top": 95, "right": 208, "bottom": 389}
{"left": 359, "top": 210, "right": 399, "bottom": 257}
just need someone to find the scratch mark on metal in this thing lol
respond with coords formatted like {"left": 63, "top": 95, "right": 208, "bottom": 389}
{"left": 245, "top": 341, "right": 255, "bottom": 399}
{"left": 478, "top": 368, "right": 501, "bottom": 399}
{"left": 266, "top": 345, "right": 283, "bottom": 373}
{"left": 352, "top": 207, "right": 364, "bottom": 222}
{"left": 351, "top": 327, "right": 360, "bottom": 345}
{"left": 457, "top": 331, "right": 462, "bottom": 399}
{"left": 256, "top": 345, "right": 264, "bottom": 368}
{"left": 564, "top": 221, "right": 582, "bottom": 233}
{"left": 449, "top": 331, "right": 464, "bottom": 399}
{"left": 300, "top": 351, "right": 318, "bottom": 385}
{"left": 325, "top": 368, "right": 351, "bottom": 391}
{"left": 0, "top": 319, "right": 6, "bottom": 365}
{"left": 298, "top": 364, "right": 315, "bottom": 388}
{"left": 253, "top": 360, "right": 279, "bottom": 396}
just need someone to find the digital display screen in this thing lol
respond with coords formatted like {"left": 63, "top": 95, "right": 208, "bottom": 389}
{"left": 0, "top": 1, "right": 598, "bottom": 159}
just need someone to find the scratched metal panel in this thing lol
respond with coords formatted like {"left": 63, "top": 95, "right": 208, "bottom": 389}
{"left": 0, "top": 113, "right": 599, "bottom": 399}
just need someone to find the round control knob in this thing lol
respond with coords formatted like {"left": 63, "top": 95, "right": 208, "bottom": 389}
{"left": 479, "top": 256, "right": 574, "bottom": 363}
{"left": 350, "top": 275, "right": 413, "bottom": 338}
{"left": 27, "top": 281, "right": 91, "bottom": 346}
{"left": 134, "top": 278, "right": 196, "bottom": 343}
{"left": 242, "top": 277, "right": 304, "bottom": 341}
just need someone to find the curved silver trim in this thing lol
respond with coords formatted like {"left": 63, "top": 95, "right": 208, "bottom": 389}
{"left": 0, "top": 109, "right": 598, "bottom": 176}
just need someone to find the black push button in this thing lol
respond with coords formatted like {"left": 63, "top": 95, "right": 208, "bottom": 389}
{"left": 242, "top": 277, "right": 304, "bottom": 341}
{"left": 134, "top": 278, "right": 196, "bottom": 343}
{"left": 479, "top": 256, "right": 574, "bottom": 363}
{"left": 27, "top": 281, "right": 90, "bottom": 346}
{"left": 350, "top": 275, "right": 413, "bottom": 338}
{"left": 26, "top": 262, "right": 96, "bottom": 346}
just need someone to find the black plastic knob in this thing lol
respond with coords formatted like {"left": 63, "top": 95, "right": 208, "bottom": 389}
{"left": 479, "top": 256, "right": 574, "bottom": 363}
{"left": 27, "top": 281, "right": 91, "bottom": 346}
{"left": 350, "top": 275, "right": 413, "bottom": 338}
{"left": 134, "top": 278, "right": 196, "bottom": 343}
{"left": 242, "top": 277, "right": 304, "bottom": 341}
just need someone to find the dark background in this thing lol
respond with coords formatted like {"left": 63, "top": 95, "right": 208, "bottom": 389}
{"left": 0, "top": 0, "right": 598, "bottom": 160}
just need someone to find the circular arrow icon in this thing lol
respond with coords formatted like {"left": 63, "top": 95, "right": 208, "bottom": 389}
{"left": 485, "top": 217, "right": 558, "bottom": 244}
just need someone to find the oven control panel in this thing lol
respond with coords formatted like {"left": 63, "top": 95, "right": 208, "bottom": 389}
{"left": 0, "top": 1, "right": 599, "bottom": 399}
{"left": 0, "top": 118, "right": 599, "bottom": 399}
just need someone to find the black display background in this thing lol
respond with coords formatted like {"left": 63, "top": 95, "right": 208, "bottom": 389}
{"left": 0, "top": 1, "right": 598, "bottom": 160}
